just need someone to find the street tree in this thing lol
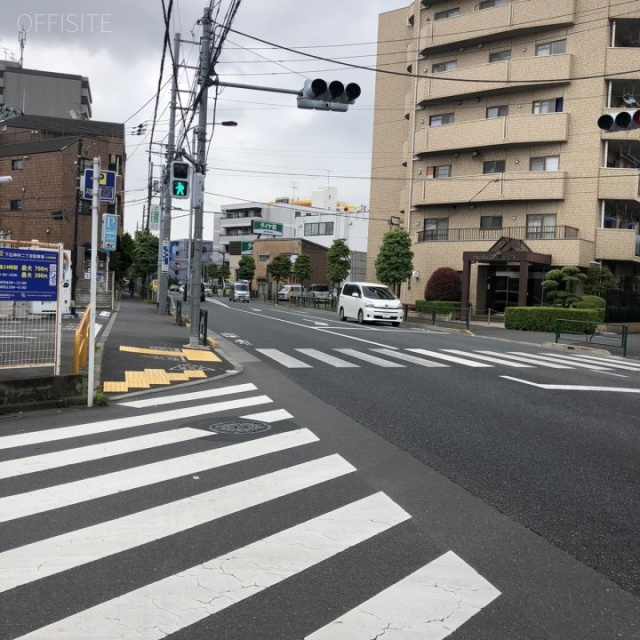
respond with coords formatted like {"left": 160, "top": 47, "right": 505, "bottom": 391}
{"left": 541, "top": 265, "right": 587, "bottom": 307}
{"left": 583, "top": 263, "right": 617, "bottom": 296}
{"left": 375, "top": 228, "right": 414, "bottom": 295}
{"left": 132, "top": 233, "right": 159, "bottom": 299}
{"left": 268, "top": 254, "right": 292, "bottom": 300}
{"left": 112, "top": 232, "right": 135, "bottom": 286}
{"left": 237, "top": 255, "right": 256, "bottom": 282}
{"left": 292, "top": 253, "right": 313, "bottom": 283}
{"left": 327, "top": 238, "right": 351, "bottom": 288}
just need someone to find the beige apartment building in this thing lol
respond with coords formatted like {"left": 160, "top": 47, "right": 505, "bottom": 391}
{"left": 368, "top": 0, "right": 640, "bottom": 312}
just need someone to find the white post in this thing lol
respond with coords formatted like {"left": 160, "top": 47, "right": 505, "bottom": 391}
{"left": 87, "top": 157, "right": 100, "bottom": 408}
{"left": 54, "top": 243, "right": 63, "bottom": 376}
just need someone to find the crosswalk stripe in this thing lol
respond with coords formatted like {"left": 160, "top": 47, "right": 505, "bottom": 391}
{"left": 118, "top": 382, "right": 259, "bottom": 408}
{"left": 408, "top": 348, "right": 493, "bottom": 367}
{"left": 16, "top": 493, "right": 411, "bottom": 640}
{"left": 334, "top": 348, "right": 405, "bottom": 367}
{"left": 240, "top": 408, "right": 293, "bottom": 423}
{"left": 0, "top": 455, "right": 356, "bottom": 593}
{"left": 0, "top": 395, "right": 273, "bottom": 451}
{"left": 540, "top": 352, "right": 640, "bottom": 371}
{"left": 509, "top": 352, "right": 614, "bottom": 371}
{"left": 296, "top": 348, "right": 360, "bottom": 367}
{"left": 371, "top": 348, "right": 449, "bottom": 367}
{"left": 306, "top": 550, "right": 500, "bottom": 640}
{"left": 0, "top": 428, "right": 319, "bottom": 523}
{"left": 0, "top": 428, "right": 211, "bottom": 479}
{"left": 442, "top": 349, "right": 533, "bottom": 367}
{"left": 256, "top": 348, "right": 313, "bottom": 368}
{"left": 475, "top": 351, "right": 573, "bottom": 369}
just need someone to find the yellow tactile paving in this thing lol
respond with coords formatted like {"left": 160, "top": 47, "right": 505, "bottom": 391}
{"left": 125, "top": 371, "right": 152, "bottom": 389}
{"left": 103, "top": 381, "right": 129, "bottom": 393}
{"left": 119, "top": 346, "right": 221, "bottom": 362}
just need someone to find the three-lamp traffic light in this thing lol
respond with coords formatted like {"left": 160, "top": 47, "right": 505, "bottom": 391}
{"left": 297, "top": 78, "right": 361, "bottom": 112}
{"left": 597, "top": 109, "right": 640, "bottom": 132}
{"left": 170, "top": 161, "right": 191, "bottom": 199}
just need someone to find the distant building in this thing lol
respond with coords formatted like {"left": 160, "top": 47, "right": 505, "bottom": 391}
{"left": 168, "top": 239, "right": 213, "bottom": 285}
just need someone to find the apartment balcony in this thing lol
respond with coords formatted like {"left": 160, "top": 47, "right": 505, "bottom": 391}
{"left": 416, "top": 225, "right": 578, "bottom": 243}
{"left": 595, "top": 228, "right": 640, "bottom": 261}
{"left": 420, "top": 0, "right": 576, "bottom": 55}
{"left": 597, "top": 168, "right": 640, "bottom": 200}
{"left": 605, "top": 47, "right": 640, "bottom": 79}
{"left": 412, "top": 171, "right": 567, "bottom": 205}
{"left": 415, "top": 113, "right": 569, "bottom": 154}
{"left": 418, "top": 54, "right": 572, "bottom": 105}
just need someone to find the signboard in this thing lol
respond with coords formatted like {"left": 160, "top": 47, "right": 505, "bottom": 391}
{"left": 149, "top": 205, "right": 160, "bottom": 232}
{"left": 252, "top": 220, "right": 283, "bottom": 236}
{"left": 0, "top": 248, "right": 58, "bottom": 301}
{"left": 82, "top": 169, "right": 117, "bottom": 203}
{"left": 241, "top": 241, "right": 254, "bottom": 255}
{"left": 101, "top": 213, "right": 118, "bottom": 251}
{"left": 161, "top": 240, "right": 169, "bottom": 273}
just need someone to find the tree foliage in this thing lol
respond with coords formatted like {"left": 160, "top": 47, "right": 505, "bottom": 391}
{"left": 112, "top": 232, "right": 135, "bottom": 284}
{"left": 326, "top": 238, "right": 351, "bottom": 285}
{"left": 424, "top": 267, "right": 462, "bottom": 301}
{"left": 541, "top": 266, "right": 587, "bottom": 307}
{"left": 131, "top": 233, "right": 159, "bottom": 298}
{"left": 237, "top": 255, "right": 256, "bottom": 282}
{"left": 292, "top": 253, "right": 313, "bottom": 283}
{"left": 375, "top": 229, "right": 414, "bottom": 292}
{"left": 583, "top": 264, "right": 617, "bottom": 296}
{"left": 268, "top": 254, "right": 292, "bottom": 287}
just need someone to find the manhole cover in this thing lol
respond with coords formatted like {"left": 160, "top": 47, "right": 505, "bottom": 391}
{"left": 208, "top": 420, "right": 271, "bottom": 434}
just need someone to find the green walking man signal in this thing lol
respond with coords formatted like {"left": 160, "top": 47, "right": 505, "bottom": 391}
{"left": 170, "top": 161, "right": 191, "bottom": 199}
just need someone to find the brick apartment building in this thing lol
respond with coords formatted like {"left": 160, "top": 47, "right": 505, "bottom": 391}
{"left": 369, "top": 0, "right": 640, "bottom": 312}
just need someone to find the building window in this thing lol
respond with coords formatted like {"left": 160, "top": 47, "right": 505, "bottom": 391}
{"left": 259, "top": 255, "right": 269, "bottom": 263}
{"left": 432, "top": 60, "right": 457, "bottom": 73}
{"left": 486, "top": 105, "right": 508, "bottom": 118}
{"left": 483, "top": 160, "right": 505, "bottom": 173}
{"left": 429, "top": 113, "right": 454, "bottom": 126}
{"left": 435, "top": 7, "right": 460, "bottom": 19}
{"left": 536, "top": 39, "right": 566, "bottom": 56}
{"left": 11, "top": 159, "right": 24, "bottom": 170}
{"left": 532, "top": 98, "right": 563, "bottom": 113}
{"left": 489, "top": 50, "right": 511, "bottom": 62}
{"left": 10, "top": 199, "right": 22, "bottom": 211}
{"left": 530, "top": 156, "right": 559, "bottom": 171}
{"left": 427, "top": 165, "right": 452, "bottom": 179}
{"left": 480, "top": 215, "right": 503, "bottom": 229}
{"left": 527, "top": 214, "right": 556, "bottom": 239}
{"left": 304, "top": 221, "right": 334, "bottom": 236}
{"left": 423, "top": 219, "right": 448, "bottom": 241}
{"left": 480, "top": 0, "right": 506, "bottom": 8}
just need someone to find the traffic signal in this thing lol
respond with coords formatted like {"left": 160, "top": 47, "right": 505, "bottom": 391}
{"left": 170, "top": 161, "right": 191, "bottom": 199}
{"left": 597, "top": 109, "right": 640, "bottom": 132}
{"left": 297, "top": 78, "right": 361, "bottom": 112}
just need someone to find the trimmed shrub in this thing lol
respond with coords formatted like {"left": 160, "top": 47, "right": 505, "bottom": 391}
{"left": 504, "top": 307, "right": 604, "bottom": 332}
{"left": 572, "top": 295, "right": 606, "bottom": 309}
{"left": 424, "top": 267, "right": 461, "bottom": 301}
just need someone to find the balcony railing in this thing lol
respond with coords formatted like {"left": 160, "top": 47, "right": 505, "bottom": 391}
{"left": 416, "top": 225, "right": 579, "bottom": 243}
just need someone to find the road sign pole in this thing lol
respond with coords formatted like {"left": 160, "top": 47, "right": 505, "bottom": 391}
{"left": 88, "top": 157, "right": 100, "bottom": 408}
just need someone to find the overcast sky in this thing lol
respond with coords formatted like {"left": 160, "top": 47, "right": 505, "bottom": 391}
{"left": 0, "top": 1, "right": 409, "bottom": 240}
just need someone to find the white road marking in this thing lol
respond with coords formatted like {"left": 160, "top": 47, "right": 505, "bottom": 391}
{"left": 443, "top": 349, "right": 533, "bottom": 367}
{"left": 240, "top": 408, "right": 293, "bottom": 423}
{"left": 16, "top": 493, "right": 410, "bottom": 640}
{"left": 371, "top": 348, "right": 449, "bottom": 367}
{"left": 334, "top": 349, "right": 405, "bottom": 367}
{"left": 475, "top": 351, "right": 573, "bottom": 369}
{"left": 408, "top": 348, "right": 492, "bottom": 367}
{"left": 540, "top": 352, "right": 640, "bottom": 371}
{"left": 119, "top": 382, "right": 258, "bottom": 408}
{"left": 502, "top": 376, "right": 640, "bottom": 392}
{"left": 256, "top": 348, "right": 312, "bottom": 368}
{"left": 307, "top": 551, "right": 500, "bottom": 640}
{"left": 0, "top": 428, "right": 318, "bottom": 522}
{"left": 0, "top": 455, "right": 356, "bottom": 593}
{"left": 296, "top": 348, "right": 360, "bottom": 368}
{"left": 509, "top": 352, "right": 613, "bottom": 371}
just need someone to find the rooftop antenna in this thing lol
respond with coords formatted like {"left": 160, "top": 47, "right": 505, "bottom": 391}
{"left": 18, "top": 25, "right": 26, "bottom": 68}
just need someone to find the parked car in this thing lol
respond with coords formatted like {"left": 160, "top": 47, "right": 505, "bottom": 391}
{"left": 204, "top": 285, "right": 213, "bottom": 297}
{"left": 306, "top": 284, "right": 331, "bottom": 302}
{"left": 338, "top": 282, "right": 403, "bottom": 326}
{"left": 229, "top": 281, "right": 250, "bottom": 303}
{"left": 277, "top": 284, "right": 303, "bottom": 302}
{"left": 168, "top": 285, "right": 180, "bottom": 293}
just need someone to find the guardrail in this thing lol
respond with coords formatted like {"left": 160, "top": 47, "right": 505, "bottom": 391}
{"left": 555, "top": 319, "right": 628, "bottom": 357}
{"left": 73, "top": 305, "right": 91, "bottom": 374}
{"left": 403, "top": 304, "right": 471, "bottom": 330}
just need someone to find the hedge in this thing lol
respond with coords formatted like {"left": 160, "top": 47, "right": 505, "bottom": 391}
{"left": 504, "top": 307, "right": 604, "bottom": 332}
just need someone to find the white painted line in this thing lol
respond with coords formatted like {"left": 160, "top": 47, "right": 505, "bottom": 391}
{"left": 0, "top": 455, "right": 356, "bottom": 593}
{"left": 240, "top": 408, "right": 293, "bottom": 423}
{"left": 0, "top": 428, "right": 211, "bottom": 479}
{"left": 119, "top": 383, "right": 258, "bottom": 408}
{"left": 476, "top": 351, "right": 573, "bottom": 369}
{"left": 408, "top": 348, "right": 493, "bottom": 367}
{"left": 17, "top": 493, "right": 410, "bottom": 640}
{"left": 0, "top": 395, "right": 272, "bottom": 451}
{"left": 509, "top": 352, "right": 613, "bottom": 371}
{"left": 296, "top": 348, "right": 360, "bottom": 368}
{"left": 306, "top": 550, "right": 500, "bottom": 640}
{"left": 541, "top": 353, "right": 640, "bottom": 371}
{"left": 0, "top": 428, "right": 318, "bottom": 523}
{"left": 371, "top": 348, "right": 449, "bottom": 368}
{"left": 333, "top": 349, "right": 405, "bottom": 368}
{"left": 501, "top": 376, "right": 640, "bottom": 392}
{"left": 256, "top": 348, "right": 312, "bottom": 368}
{"left": 443, "top": 349, "right": 533, "bottom": 367}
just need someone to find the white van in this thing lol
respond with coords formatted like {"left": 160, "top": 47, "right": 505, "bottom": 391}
{"left": 277, "top": 284, "right": 303, "bottom": 302}
{"left": 229, "top": 281, "right": 250, "bottom": 303}
{"left": 338, "top": 282, "right": 403, "bottom": 326}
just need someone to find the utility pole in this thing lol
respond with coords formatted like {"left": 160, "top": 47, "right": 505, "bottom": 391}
{"left": 188, "top": 8, "right": 212, "bottom": 347}
{"left": 157, "top": 31, "right": 180, "bottom": 314}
